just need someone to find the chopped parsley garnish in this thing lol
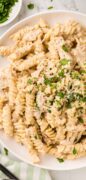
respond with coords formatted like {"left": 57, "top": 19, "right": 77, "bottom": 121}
{"left": 48, "top": 6, "right": 53, "bottom": 9}
{"left": 78, "top": 116, "right": 84, "bottom": 123}
{"left": 0, "top": 0, "right": 18, "bottom": 24}
{"left": 27, "top": 79, "right": 33, "bottom": 84}
{"left": 75, "top": 93, "right": 86, "bottom": 102}
{"left": 67, "top": 93, "right": 75, "bottom": 102}
{"left": 44, "top": 75, "right": 58, "bottom": 86}
{"left": 57, "top": 91, "right": 65, "bottom": 98}
{"left": 51, "top": 76, "right": 59, "bottom": 82}
{"left": 4, "top": 148, "right": 8, "bottom": 156}
{"left": 27, "top": 3, "right": 34, "bottom": 9}
{"left": 71, "top": 71, "right": 80, "bottom": 79}
{"left": 66, "top": 93, "right": 75, "bottom": 108}
{"left": 82, "top": 96, "right": 86, "bottom": 102}
{"left": 72, "top": 147, "right": 77, "bottom": 155}
{"left": 58, "top": 70, "right": 65, "bottom": 78}
{"left": 57, "top": 158, "right": 64, "bottom": 163}
{"left": 73, "top": 93, "right": 85, "bottom": 102}
{"left": 51, "top": 83, "right": 57, "bottom": 89}
{"left": 44, "top": 76, "right": 52, "bottom": 85}
{"left": 65, "top": 92, "right": 86, "bottom": 108}
{"left": 56, "top": 100, "right": 61, "bottom": 108}
{"left": 49, "top": 100, "right": 53, "bottom": 105}
{"left": 48, "top": 109, "right": 51, "bottom": 113}
{"left": 62, "top": 44, "right": 69, "bottom": 52}
{"left": 60, "top": 58, "right": 69, "bottom": 66}
{"left": 80, "top": 70, "right": 86, "bottom": 74}
{"left": 66, "top": 101, "right": 72, "bottom": 109}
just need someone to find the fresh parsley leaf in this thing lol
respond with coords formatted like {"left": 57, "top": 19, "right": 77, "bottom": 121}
{"left": 58, "top": 70, "right": 65, "bottom": 78}
{"left": 60, "top": 58, "right": 69, "bottom": 66}
{"left": 66, "top": 93, "right": 75, "bottom": 108}
{"left": 4, "top": 148, "right": 8, "bottom": 156}
{"left": 44, "top": 75, "right": 58, "bottom": 86}
{"left": 71, "top": 71, "right": 80, "bottom": 79}
{"left": 56, "top": 100, "right": 61, "bottom": 108}
{"left": 78, "top": 116, "right": 84, "bottom": 123}
{"left": 75, "top": 93, "right": 83, "bottom": 101}
{"left": 82, "top": 96, "right": 86, "bottom": 102}
{"left": 66, "top": 101, "right": 72, "bottom": 109}
{"left": 0, "top": 3, "right": 4, "bottom": 13}
{"left": 27, "top": 3, "right": 34, "bottom": 9}
{"left": 51, "top": 83, "right": 57, "bottom": 89}
{"left": 44, "top": 76, "right": 52, "bottom": 85}
{"left": 80, "top": 70, "right": 86, "bottom": 74}
{"left": 72, "top": 147, "right": 77, "bottom": 155}
{"left": 67, "top": 93, "right": 75, "bottom": 102}
{"left": 57, "top": 158, "right": 64, "bottom": 163}
{"left": 48, "top": 6, "right": 53, "bottom": 9}
{"left": 62, "top": 44, "right": 69, "bottom": 52}
{"left": 47, "top": 109, "right": 51, "bottom": 113}
{"left": 27, "top": 79, "right": 33, "bottom": 84}
{"left": 57, "top": 92, "right": 65, "bottom": 98}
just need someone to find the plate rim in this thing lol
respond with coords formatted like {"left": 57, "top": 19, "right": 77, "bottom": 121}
{"left": 0, "top": 10, "right": 86, "bottom": 170}
{"left": 0, "top": 134, "right": 86, "bottom": 171}
{"left": 0, "top": 10, "right": 86, "bottom": 38}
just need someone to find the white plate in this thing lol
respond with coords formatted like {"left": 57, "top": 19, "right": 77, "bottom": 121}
{"left": 0, "top": 0, "right": 22, "bottom": 27}
{"left": 0, "top": 10, "right": 86, "bottom": 170}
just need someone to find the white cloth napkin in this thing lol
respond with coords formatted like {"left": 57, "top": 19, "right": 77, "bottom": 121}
{"left": 0, "top": 146, "right": 51, "bottom": 180}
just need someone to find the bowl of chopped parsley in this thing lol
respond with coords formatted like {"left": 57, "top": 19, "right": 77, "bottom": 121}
{"left": 0, "top": 0, "right": 22, "bottom": 27}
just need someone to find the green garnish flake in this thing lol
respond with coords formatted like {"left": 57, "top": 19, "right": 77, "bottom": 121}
{"left": 72, "top": 147, "right": 77, "bottom": 155}
{"left": 62, "top": 44, "right": 69, "bottom": 52}
{"left": 4, "top": 148, "right": 8, "bottom": 156}
{"left": 58, "top": 70, "right": 65, "bottom": 78}
{"left": 71, "top": 71, "right": 80, "bottom": 79}
{"left": 44, "top": 75, "right": 58, "bottom": 86}
{"left": 48, "top": 6, "right": 53, "bottom": 9}
{"left": 66, "top": 93, "right": 75, "bottom": 109}
{"left": 80, "top": 70, "right": 86, "bottom": 74}
{"left": 60, "top": 58, "right": 69, "bottom": 66}
{"left": 27, "top": 79, "right": 33, "bottom": 84}
{"left": 57, "top": 158, "right": 64, "bottom": 163}
{"left": 67, "top": 93, "right": 75, "bottom": 102}
{"left": 44, "top": 76, "right": 51, "bottom": 85}
{"left": 75, "top": 93, "right": 86, "bottom": 102}
{"left": 78, "top": 116, "right": 84, "bottom": 123}
{"left": 66, "top": 101, "right": 72, "bottom": 109}
{"left": 57, "top": 92, "right": 65, "bottom": 98}
{"left": 51, "top": 83, "right": 57, "bottom": 89}
{"left": 27, "top": 3, "right": 34, "bottom": 9}
{"left": 56, "top": 100, "right": 61, "bottom": 107}
{"left": 0, "top": 0, "right": 18, "bottom": 24}
{"left": 48, "top": 109, "right": 51, "bottom": 113}
{"left": 82, "top": 96, "right": 86, "bottom": 102}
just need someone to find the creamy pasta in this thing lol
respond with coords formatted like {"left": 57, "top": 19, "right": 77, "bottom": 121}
{"left": 0, "top": 19, "right": 86, "bottom": 163}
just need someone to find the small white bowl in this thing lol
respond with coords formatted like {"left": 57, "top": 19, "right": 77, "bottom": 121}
{"left": 0, "top": 0, "right": 22, "bottom": 27}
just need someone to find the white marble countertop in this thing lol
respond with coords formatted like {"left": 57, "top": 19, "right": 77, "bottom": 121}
{"left": 0, "top": 0, "right": 86, "bottom": 180}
